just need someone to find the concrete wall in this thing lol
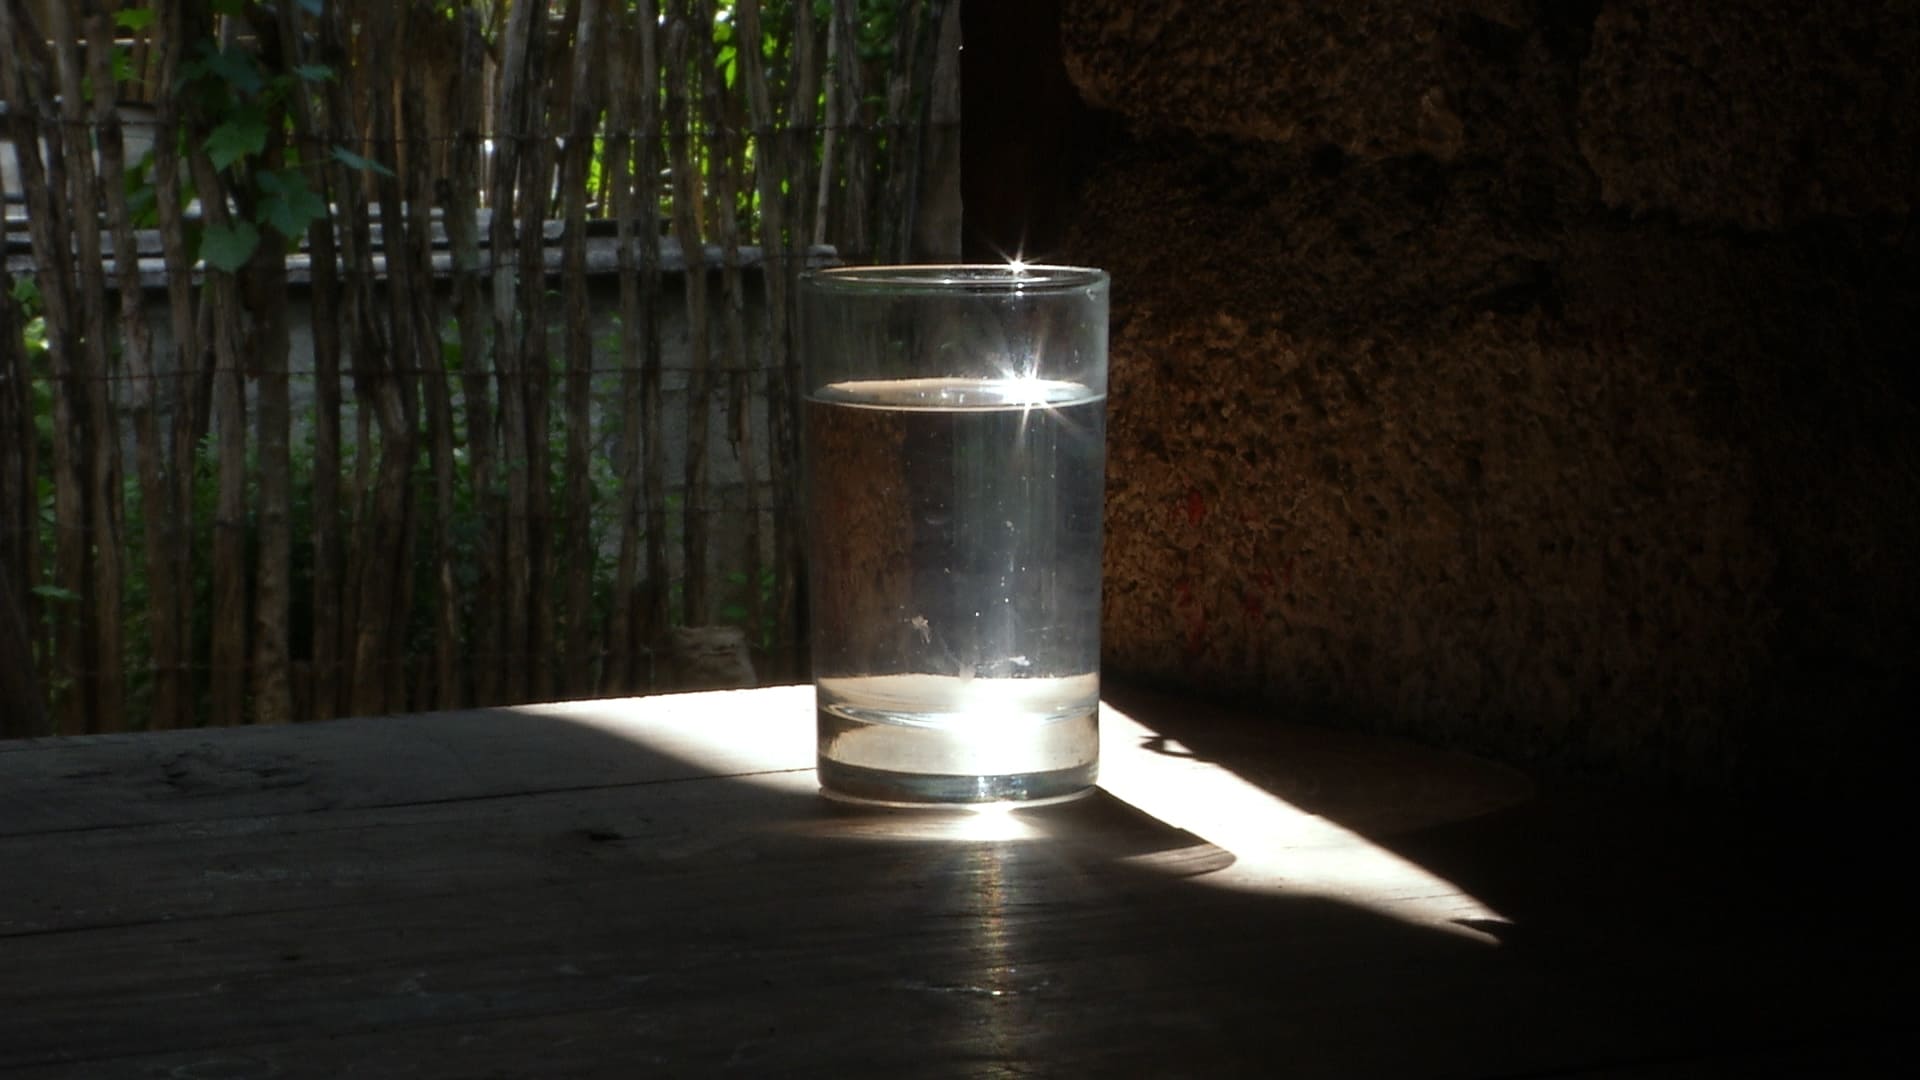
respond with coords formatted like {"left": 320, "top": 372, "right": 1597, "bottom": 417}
{"left": 1061, "top": 0, "right": 1920, "bottom": 795}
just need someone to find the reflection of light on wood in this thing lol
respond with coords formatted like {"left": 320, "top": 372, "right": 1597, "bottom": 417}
{"left": 951, "top": 802, "right": 1037, "bottom": 842}
{"left": 1098, "top": 703, "right": 1511, "bottom": 943}
{"left": 521, "top": 686, "right": 1509, "bottom": 940}
{"left": 504, "top": 685, "right": 819, "bottom": 783}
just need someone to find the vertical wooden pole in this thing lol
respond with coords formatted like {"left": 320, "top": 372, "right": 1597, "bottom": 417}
{"left": 280, "top": 0, "right": 343, "bottom": 722}
{"left": 394, "top": 9, "right": 460, "bottom": 711}
{"left": 241, "top": 8, "right": 295, "bottom": 728}
{"left": 0, "top": 178, "right": 47, "bottom": 732}
{"left": 829, "top": 0, "right": 869, "bottom": 263}
{"left": 605, "top": 1, "right": 644, "bottom": 692}
{"left": 558, "top": 0, "right": 605, "bottom": 696}
{"left": 637, "top": 1, "right": 669, "bottom": 683}
{"left": 490, "top": 0, "right": 541, "bottom": 701}
{"left": 150, "top": 1, "right": 204, "bottom": 731}
{"left": 88, "top": 6, "right": 177, "bottom": 731}
{"left": 356, "top": 0, "right": 423, "bottom": 717}
{"left": 665, "top": 0, "right": 712, "bottom": 629}
{"left": 449, "top": 5, "right": 500, "bottom": 705}
{"left": 47, "top": 1, "right": 125, "bottom": 732}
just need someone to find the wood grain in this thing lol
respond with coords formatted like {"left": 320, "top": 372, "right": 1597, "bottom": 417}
{"left": 0, "top": 686, "right": 1898, "bottom": 1077}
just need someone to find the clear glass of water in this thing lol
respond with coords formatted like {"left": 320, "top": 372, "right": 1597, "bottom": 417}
{"left": 800, "top": 265, "right": 1109, "bottom": 805}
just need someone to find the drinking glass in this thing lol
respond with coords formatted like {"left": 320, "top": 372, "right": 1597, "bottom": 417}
{"left": 800, "top": 264, "right": 1110, "bottom": 805}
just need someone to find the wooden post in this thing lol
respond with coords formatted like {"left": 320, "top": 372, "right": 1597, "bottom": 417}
{"left": 558, "top": 0, "right": 606, "bottom": 697}
{"left": 605, "top": 1, "right": 647, "bottom": 693}
{"left": 47, "top": 1, "right": 125, "bottom": 733}
{"left": 448, "top": 5, "right": 500, "bottom": 707}
{"left": 665, "top": 0, "right": 712, "bottom": 628}
{"left": 490, "top": 0, "right": 539, "bottom": 703}
{"left": 737, "top": 0, "right": 788, "bottom": 672}
{"left": 278, "top": 0, "right": 344, "bottom": 723}
{"left": 511, "top": 3, "right": 559, "bottom": 701}
{"left": 88, "top": 7, "right": 176, "bottom": 733}
{"left": 150, "top": 1, "right": 205, "bottom": 732}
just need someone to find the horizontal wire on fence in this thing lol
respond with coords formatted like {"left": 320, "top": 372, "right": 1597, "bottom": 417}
{"left": 15, "top": 366, "right": 798, "bottom": 381}
{"left": 27, "top": 503, "right": 799, "bottom": 521}
{"left": 45, "top": 646, "right": 813, "bottom": 673}
{"left": 19, "top": 119, "right": 959, "bottom": 141}
{"left": 2, "top": 247, "right": 855, "bottom": 275}
{"left": 24, "top": 507, "right": 803, "bottom": 537}
{"left": 37, "top": 656, "right": 809, "bottom": 686}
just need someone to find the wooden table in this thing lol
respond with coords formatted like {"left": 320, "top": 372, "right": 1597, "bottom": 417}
{"left": 0, "top": 685, "right": 1901, "bottom": 1077}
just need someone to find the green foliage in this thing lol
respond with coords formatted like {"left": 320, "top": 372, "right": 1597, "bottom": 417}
{"left": 11, "top": 278, "right": 51, "bottom": 449}
{"left": 122, "top": 154, "right": 161, "bottom": 229}
{"left": 255, "top": 169, "right": 327, "bottom": 238}
{"left": 200, "top": 221, "right": 261, "bottom": 273}
{"left": 110, "top": 49, "right": 139, "bottom": 86}
{"left": 169, "top": 31, "right": 377, "bottom": 270}
{"left": 10, "top": 275, "right": 44, "bottom": 324}
{"left": 714, "top": 9, "right": 741, "bottom": 90}
{"left": 204, "top": 112, "right": 268, "bottom": 170}
{"left": 13, "top": 0, "right": 911, "bottom": 721}
{"left": 330, "top": 145, "right": 394, "bottom": 178}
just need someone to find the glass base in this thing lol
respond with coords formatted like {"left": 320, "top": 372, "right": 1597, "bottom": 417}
{"left": 813, "top": 679, "right": 1100, "bottom": 806}
{"left": 817, "top": 756, "right": 1098, "bottom": 807}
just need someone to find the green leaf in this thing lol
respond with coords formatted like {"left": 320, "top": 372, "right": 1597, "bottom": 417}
{"left": 203, "top": 43, "right": 264, "bottom": 97}
{"left": 331, "top": 144, "right": 395, "bottom": 178}
{"left": 720, "top": 603, "right": 748, "bottom": 621}
{"left": 200, "top": 220, "right": 260, "bottom": 272}
{"left": 125, "top": 179, "right": 159, "bottom": 229}
{"left": 10, "top": 275, "right": 41, "bottom": 306}
{"left": 115, "top": 9, "right": 158, "bottom": 31}
{"left": 31, "top": 585, "right": 80, "bottom": 603}
{"left": 182, "top": 221, "right": 205, "bottom": 267}
{"left": 255, "top": 169, "right": 327, "bottom": 237}
{"left": 22, "top": 316, "right": 48, "bottom": 356}
{"left": 205, "top": 116, "right": 267, "bottom": 170}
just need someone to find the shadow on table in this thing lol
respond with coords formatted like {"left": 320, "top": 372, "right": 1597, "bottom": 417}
{"left": 1096, "top": 682, "right": 1908, "bottom": 1079}
{"left": 3, "top": 683, "right": 1902, "bottom": 1077}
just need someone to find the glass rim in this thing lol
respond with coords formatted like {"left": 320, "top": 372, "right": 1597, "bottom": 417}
{"left": 800, "top": 263, "right": 1108, "bottom": 295}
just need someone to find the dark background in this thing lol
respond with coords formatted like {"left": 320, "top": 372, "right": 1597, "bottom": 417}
{"left": 965, "top": 0, "right": 1919, "bottom": 807}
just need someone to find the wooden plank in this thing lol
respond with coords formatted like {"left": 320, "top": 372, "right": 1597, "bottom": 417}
{"left": 0, "top": 685, "right": 1532, "bottom": 937}
{"left": 3, "top": 776, "right": 1891, "bottom": 1076}
{"left": 0, "top": 686, "right": 1529, "bottom": 937}
{"left": 0, "top": 684, "right": 1531, "bottom": 839}
{"left": 0, "top": 761, "right": 812, "bottom": 937}
{"left": 0, "top": 686, "right": 818, "bottom": 837}
{"left": 0, "top": 788, "right": 1581, "bottom": 1077}
{"left": 0, "top": 687, "right": 1901, "bottom": 1076}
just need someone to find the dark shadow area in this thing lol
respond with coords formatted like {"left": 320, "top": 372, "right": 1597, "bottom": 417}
{"left": 959, "top": 0, "right": 1117, "bottom": 264}
{"left": 1102, "top": 682, "right": 1910, "bottom": 1078}
{"left": 4, "top": 686, "right": 1901, "bottom": 1076}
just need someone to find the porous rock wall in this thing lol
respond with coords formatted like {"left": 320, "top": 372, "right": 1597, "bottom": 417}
{"left": 1063, "top": 0, "right": 1920, "bottom": 791}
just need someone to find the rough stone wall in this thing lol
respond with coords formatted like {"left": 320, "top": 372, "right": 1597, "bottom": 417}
{"left": 1063, "top": 0, "right": 1920, "bottom": 791}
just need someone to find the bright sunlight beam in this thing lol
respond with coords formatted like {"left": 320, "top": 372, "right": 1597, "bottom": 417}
{"left": 1096, "top": 703, "right": 1511, "bottom": 943}
{"left": 517, "top": 686, "right": 1510, "bottom": 942}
